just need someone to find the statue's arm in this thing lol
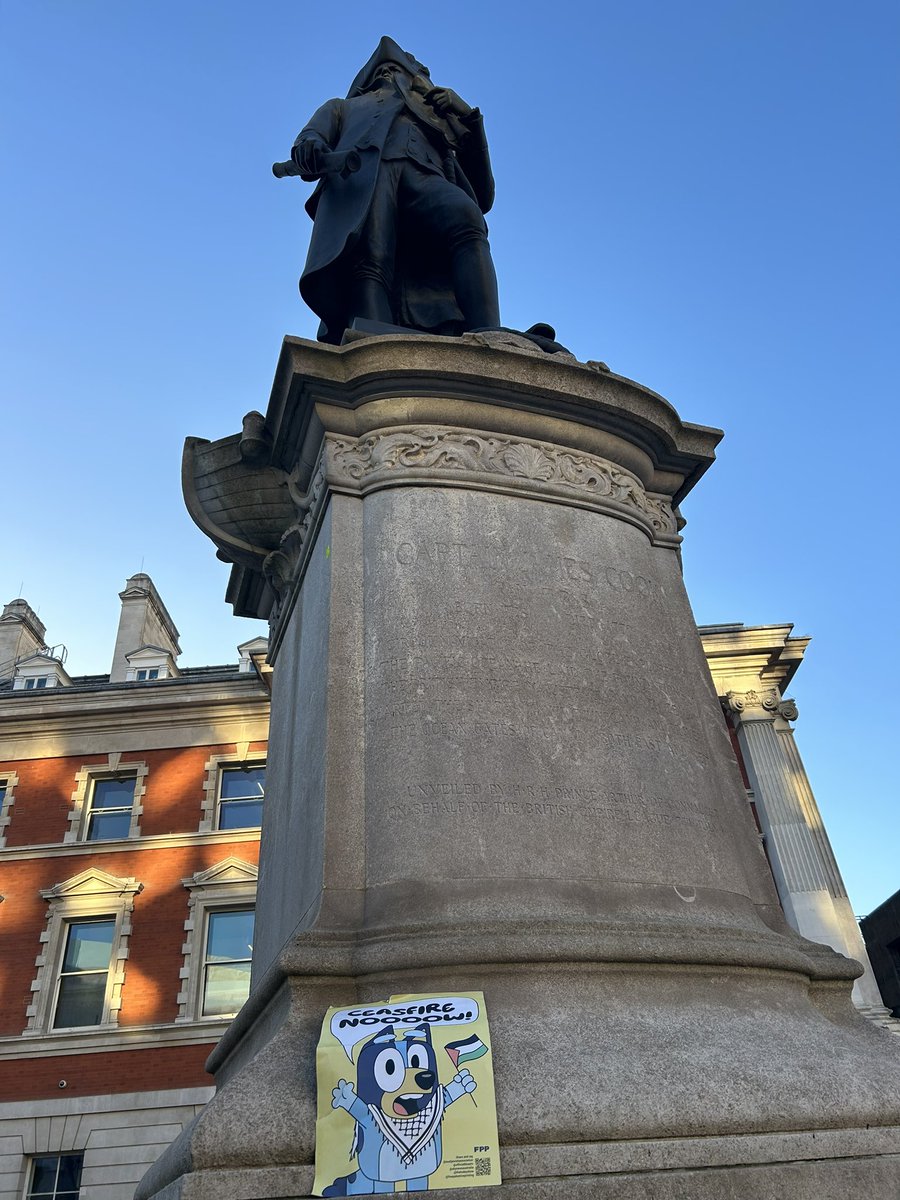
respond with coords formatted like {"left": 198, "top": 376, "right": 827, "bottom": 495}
{"left": 292, "top": 99, "right": 343, "bottom": 176}
{"left": 425, "top": 87, "right": 495, "bottom": 213}
{"left": 454, "top": 109, "right": 495, "bottom": 214}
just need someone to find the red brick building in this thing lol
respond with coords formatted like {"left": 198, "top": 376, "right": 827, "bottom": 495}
{"left": 0, "top": 578, "right": 269, "bottom": 1200}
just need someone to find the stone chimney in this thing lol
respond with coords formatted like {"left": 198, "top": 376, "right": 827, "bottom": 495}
{"left": 0, "top": 599, "right": 47, "bottom": 681}
{"left": 109, "top": 574, "right": 181, "bottom": 683}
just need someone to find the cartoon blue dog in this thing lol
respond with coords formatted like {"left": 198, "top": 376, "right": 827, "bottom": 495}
{"left": 323, "top": 1023, "right": 476, "bottom": 1194}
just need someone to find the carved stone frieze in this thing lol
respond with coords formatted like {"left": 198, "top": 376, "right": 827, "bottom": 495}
{"left": 324, "top": 426, "right": 678, "bottom": 543}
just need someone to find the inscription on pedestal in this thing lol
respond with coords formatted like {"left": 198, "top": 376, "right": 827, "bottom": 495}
{"left": 364, "top": 489, "right": 739, "bottom": 889}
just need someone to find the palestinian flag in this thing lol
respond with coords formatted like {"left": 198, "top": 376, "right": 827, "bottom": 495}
{"left": 445, "top": 1034, "right": 489, "bottom": 1069}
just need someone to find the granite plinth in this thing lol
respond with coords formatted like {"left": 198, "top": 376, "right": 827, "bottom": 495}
{"left": 137, "top": 334, "right": 900, "bottom": 1200}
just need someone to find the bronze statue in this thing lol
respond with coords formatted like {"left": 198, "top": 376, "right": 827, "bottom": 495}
{"left": 275, "top": 37, "right": 501, "bottom": 344}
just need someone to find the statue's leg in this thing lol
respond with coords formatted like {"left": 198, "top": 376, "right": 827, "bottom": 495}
{"left": 403, "top": 167, "right": 500, "bottom": 329}
{"left": 452, "top": 236, "right": 500, "bottom": 330}
{"left": 349, "top": 162, "right": 400, "bottom": 326}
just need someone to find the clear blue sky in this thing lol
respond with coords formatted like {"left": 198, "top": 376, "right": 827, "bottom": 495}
{"left": 2, "top": 2, "right": 898, "bottom": 914}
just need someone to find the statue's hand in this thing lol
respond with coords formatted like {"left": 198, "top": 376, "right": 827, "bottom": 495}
{"left": 424, "top": 87, "right": 473, "bottom": 120}
{"left": 292, "top": 139, "right": 326, "bottom": 178}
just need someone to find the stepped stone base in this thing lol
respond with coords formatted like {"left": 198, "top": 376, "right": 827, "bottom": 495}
{"left": 142, "top": 1120, "right": 900, "bottom": 1200}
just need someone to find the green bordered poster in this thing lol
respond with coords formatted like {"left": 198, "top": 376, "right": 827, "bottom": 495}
{"left": 313, "top": 991, "right": 501, "bottom": 1194}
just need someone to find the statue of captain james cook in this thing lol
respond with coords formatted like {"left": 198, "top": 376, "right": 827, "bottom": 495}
{"left": 289, "top": 36, "right": 501, "bottom": 344}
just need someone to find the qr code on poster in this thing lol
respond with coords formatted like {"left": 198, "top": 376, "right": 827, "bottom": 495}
{"left": 475, "top": 1158, "right": 492, "bottom": 1177}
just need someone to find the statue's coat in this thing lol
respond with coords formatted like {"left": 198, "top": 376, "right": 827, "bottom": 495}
{"left": 294, "top": 41, "right": 494, "bottom": 343}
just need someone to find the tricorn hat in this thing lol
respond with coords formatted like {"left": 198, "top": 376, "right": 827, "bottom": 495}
{"left": 347, "top": 35, "right": 429, "bottom": 97}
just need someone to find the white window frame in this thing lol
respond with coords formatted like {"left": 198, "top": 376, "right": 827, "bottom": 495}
{"left": 0, "top": 769, "right": 20, "bottom": 848}
{"left": 25, "top": 868, "right": 142, "bottom": 1035}
{"left": 64, "top": 754, "right": 147, "bottom": 844}
{"left": 49, "top": 918, "right": 119, "bottom": 1033}
{"left": 176, "top": 858, "right": 257, "bottom": 1022}
{"left": 198, "top": 748, "right": 266, "bottom": 833}
{"left": 26, "top": 1151, "right": 85, "bottom": 1199}
{"left": 197, "top": 907, "right": 256, "bottom": 1020}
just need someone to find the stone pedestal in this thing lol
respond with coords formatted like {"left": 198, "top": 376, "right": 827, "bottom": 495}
{"left": 138, "top": 333, "right": 900, "bottom": 1199}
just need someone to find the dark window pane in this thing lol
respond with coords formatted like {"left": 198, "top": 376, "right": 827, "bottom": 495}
{"left": 54, "top": 972, "right": 108, "bottom": 1027}
{"left": 220, "top": 766, "right": 266, "bottom": 800}
{"left": 55, "top": 1156, "right": 83, "bottom": 1191}
{"left": 92, "top": 778, "right": 136, "bottom": 808}
{"left": 202, "top": 962, "right": 251, "bottom": 1015}
{"left": 29, "top": 1157, "right": 59, "bottom": 1194}
{"left": 218, "top": 798, "right": 263, "bottom": 830}
{"left": 29, "top": 1153, "right": 83, "bottom": 1199}
{"left": 62, "top": 921, "right": 115, "bottom": 971}
{"left": 87, "top": 810, "right": 132, "bottom": 840}
{"left": 207, "top": 910, "right": 254, "bottom": 961}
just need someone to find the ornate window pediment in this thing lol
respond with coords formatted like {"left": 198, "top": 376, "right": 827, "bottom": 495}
{"left": 186, "top": 858, "right": 259, "bottom": 888}
{"left": 40, "top": 868, "right": 143, "bottom": 902}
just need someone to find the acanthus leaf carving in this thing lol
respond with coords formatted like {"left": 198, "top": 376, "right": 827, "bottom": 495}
{"left": 499, "top": 442, "right": 556, "bottom": 480}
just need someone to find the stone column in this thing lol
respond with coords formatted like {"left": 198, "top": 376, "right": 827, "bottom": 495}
{"left": 726, "top": 687, "right": 887, "bottom": 1011}
{"left": 137, "top": 332, "right": 900, "bottom": 1200}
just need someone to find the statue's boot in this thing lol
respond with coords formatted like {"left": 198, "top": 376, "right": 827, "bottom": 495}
{"left": 348, "top": 275, "right": 394, "bottom": 326}
{"left": 454, "top": 236, "right": 500, "bottom": 329}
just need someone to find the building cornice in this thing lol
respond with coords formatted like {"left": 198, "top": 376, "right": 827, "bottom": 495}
{"left": 0, "top": 829, "right": 260, "bottom": 862}
{"left": 0, "top": 677, "right": 270, "bottom": 760}
{"left": 0, "top": 1085, "right": 216, "bottom": 1119}
{"left": 698, "top": 623, "right": 809, "bottom": 697}
{"left": 0, "top": 1018, "right": 229, "bottom": 1060}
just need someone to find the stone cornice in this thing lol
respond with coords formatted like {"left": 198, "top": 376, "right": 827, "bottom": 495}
{"left": 0, "top": 1085, "right": 216, "bottom": 1119}
{"left": 699, "top": 623, "right": 809, "bottom": 697}
{"left": 0, "top": 677, "right": 270, "bottom": 760}
{"left": 0, "top": 675, "right": 267, "bottom": 721}
{"left": 267, "top": 333, "right": 723, "bottom": 499}
{"left": 0, "top": 1018, "right": 229, "bottom": 1059}
{"left": 0, "top": 829, "right": 260, "bottom": 862}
